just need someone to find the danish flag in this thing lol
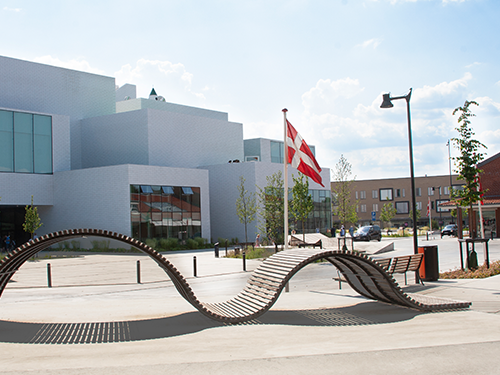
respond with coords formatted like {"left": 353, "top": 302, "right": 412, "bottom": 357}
{"left": 286, "top": 120, "right": 324, "bottom": 187}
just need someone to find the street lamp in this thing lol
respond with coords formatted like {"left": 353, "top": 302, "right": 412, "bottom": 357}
{"left": 380, "top": 88, "right": 418, "bottom": 256}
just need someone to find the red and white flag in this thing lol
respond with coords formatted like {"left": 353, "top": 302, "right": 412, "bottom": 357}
{"left": 286, "top": 120, "right": 324, "bottom": 187}
{"left": 426, "top": 197, "right": 431, "bottom": 217}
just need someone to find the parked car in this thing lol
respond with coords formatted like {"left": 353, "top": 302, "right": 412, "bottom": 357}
{"left": 353, "top": 225, "right": 382, "bottom": 241}
{"left": 441, "top": 224, "right": 458, "bottom": 238}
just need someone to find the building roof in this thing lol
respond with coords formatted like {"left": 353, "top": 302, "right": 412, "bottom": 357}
{"left": 149, "top": 88, "right": 157, "bottom": 96}
{"left": 478, "top": 151, "right": 500, "bottom": 168}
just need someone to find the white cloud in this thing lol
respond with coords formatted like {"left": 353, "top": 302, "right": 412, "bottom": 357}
{"left": 33, "top": 56, "right": 105, "bottom": 75}
{"left": 300, "top": 73, "right": 500, "bottom": 179}
{"left": 3, "top": 7, "right": 21, "bottom": 12}
{"left": 114, "top": 59, "right": 206, "bottom": 104}
{"left": 301, "top": 77, "right": 364, "bottom": 115}
{"left": 356, "top": 38, "right": 382, "bottom": 49}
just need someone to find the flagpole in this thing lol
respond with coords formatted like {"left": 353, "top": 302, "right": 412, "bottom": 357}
{"left": 283, "top": 108, "right": 289, "bottom": 251}
{"left": 477, "top": 172, "right": 485, "bottom": 239}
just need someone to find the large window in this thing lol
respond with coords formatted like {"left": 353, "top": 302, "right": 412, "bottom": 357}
{"left": 379, "top": 188, "right": 393, "bottom": 201}
{"left": 270, "top": 141, "right": 284, "bottom": 164}
{"left": 290, "top": 189, "right": 331, "bottom": 234}
{"left": 395, "top": 201, "right": 409, "bottom": 214}
{"left": 0, "top": 110, "right": 52, "bottom": 174}
{"left": 131, "top": 184, "right": 202, "bottom": 242}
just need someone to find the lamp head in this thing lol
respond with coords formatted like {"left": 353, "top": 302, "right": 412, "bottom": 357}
{"left": 380, "top": 93, "right": 394, "bottom": 108}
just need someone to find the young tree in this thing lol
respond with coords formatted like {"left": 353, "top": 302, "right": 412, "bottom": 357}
{"left": 290, "top": 173, "right": 314, "bottom": 243}
{"left": 380, "top": 200, "right": 397, "bottom": 229}
{"left": 451, "top": 100, "right": 487, "bottom": 238}
{"left": 23, "top": 195, "right": 42, "bottom": 240}
{"left": 257, "top": 171, "right": 284, "bottom": 249}
{"left": 408, "top": 204, "right": 421, "bottom": 226}
{"left": 235, "top": 176, "right": 258, "bottom": 245}
{"left": 332, "top": 154, "right": 358, "bottom": 226}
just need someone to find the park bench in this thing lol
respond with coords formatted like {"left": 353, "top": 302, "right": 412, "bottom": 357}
{"left": 298, "top": 240, "right": 322, "bottom": 249}
{"left": 387, "top": 253, "right": 424, "bottom": 285}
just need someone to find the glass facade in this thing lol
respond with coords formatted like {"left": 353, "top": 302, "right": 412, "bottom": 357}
{"left": 0, "top": 110, "right": 52, "bottom": 174}
{"left": 270, "top": 141, "right": 284, "bottom": 164}
{"left": 130, "top": 185, "right": 201, "bottom": 242}
{"left": 290, "top": 189, "right": 332, "bottom": 233}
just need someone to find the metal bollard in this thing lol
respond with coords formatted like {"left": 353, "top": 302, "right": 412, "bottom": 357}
{"left": 426, "top": 232, "right": 429, "bottom": 241}
{"left": 242, "top": 251, "right": 246, "bottom": 271}
{"left": 137, "top": 260, "right": 141, "bottom": 284}
{"left": 214, "top": 242, "right": 219, "bottom": 258}
{"left": 47, "top": 263, "right": 52, "bottom": 288}
{"left": 193, "top": 256, "right": 197, "bottom": 277}
{"left": 225, "top": 240, "right": 228, "bottom": 256}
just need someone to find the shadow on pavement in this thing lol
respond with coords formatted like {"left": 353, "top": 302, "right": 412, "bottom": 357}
{"left": 0, "top": 301, "right": 423, "bottom": 345}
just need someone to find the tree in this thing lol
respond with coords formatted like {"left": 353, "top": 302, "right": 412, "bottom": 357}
{"left": 23, "top": 195, "right": 42, "bottom": 240}
{"left": 290, "top": 173, "right": 314, "bottom": 243}
{"left": 332, "top": 154, "right": 358, "bottom": 226}
{"left": 380, "top": 200, "right": 397, "bottom": 229}
{"left": 408, "top": 204, "right": 421, "bottom": 225}
{"left": 257, "top": 171, "right": 284, "bottom": 249}
{"left": 451, "top": 100, "right": 487, "bottom": 238}
{"left": 235, "top": 176, "right": 258, "bottom": 245}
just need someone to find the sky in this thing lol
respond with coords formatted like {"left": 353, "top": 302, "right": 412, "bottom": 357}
{"left": 1, "top": 0, "right": 499, "bottom": 181}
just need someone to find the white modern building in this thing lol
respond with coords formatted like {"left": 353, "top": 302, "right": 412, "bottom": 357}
{"left": 0, "top": 55, "right": 330, "bottom": 246}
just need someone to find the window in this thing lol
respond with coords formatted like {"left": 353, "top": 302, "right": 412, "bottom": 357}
{"left": 0, "top": 110, "right": 52, "bottom": 174}
{"left": 402, "top": 189, "right": 405, "bottom": 197}
{"left": 416, "top": 187, "right": 421, "bottom": 197}
{"left": 396, "top": 189, "right": 401, "bottom": 198}
{"left": 373, "top": 203, "right": 379, "bottom": 212}
{"left": 395, "top": 201, "right": 409, "bottom": 214}
{"left": 444, "top": 186, "right": 450, "bottom": 195}
{"left": 270, "top": 141, "right": 284, "bottom": 164}
{"left": 436, "top": 199, "right": 450, "bottom": 212}
{"left": 379, "top": 188, "right": 393, "bottom": 201}
{"left": 355, "top": 191, "right": 359, "bottom": 200}
{"left": 428, "top": 187, "right": 435, "bottom": 196}
{"left": 416, "top": 201, "right": 422, "bottom": 210}
{"left": 360, "top": 190, "right": 366, "bottom": 199}
{"left": 356, "top": 205, "right": 359, "bottom": 213}
{"left": 360, "top": 204, "right": 367, "bottom": 213}
{"left": 372, "top": 190, "right": 378, "bottom": 199}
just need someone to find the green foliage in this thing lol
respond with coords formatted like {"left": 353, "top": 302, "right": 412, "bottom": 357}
{"left": 451, "top": 101, "right": 487, "bottom": 208}
{"left": 235, "top": 176, "right": 258, "bottom": 244}
{"left": 22, "top": 195, "right": 42, "bottom": 239}
{"left": 290, "top": 173, "right": 314, "bottom": 242}
{"left": 257, "top": 171, "right": 284, "bottom": 246}
{"left": 332, "top": 154, "right": 358, "bottom": 225}
{"left": 225, "top": 246, "right": 274, "bottom": 260}
{"left": 186, "top": 238, "right": 198, "bottom": 249}
{"left": 380, "top": 200, "right": 397, "bottom": 227}
{"left": 91, "top": 240, "right": 111, "bottom": 251}
{"left": 159, "top": 238, "right": 179, "bottom": 250}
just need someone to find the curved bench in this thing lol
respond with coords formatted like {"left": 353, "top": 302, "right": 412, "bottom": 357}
{"left": 0, "top": 229, "right": 471, "bottom": 323}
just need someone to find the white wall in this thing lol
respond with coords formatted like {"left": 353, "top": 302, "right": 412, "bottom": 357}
{"left": 40, "top": 164, "right": 210, "bottom": 240}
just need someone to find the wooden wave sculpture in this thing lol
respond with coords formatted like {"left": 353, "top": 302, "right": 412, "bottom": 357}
{"left": 0, "top": 229, "right": 471, "bottom": 323}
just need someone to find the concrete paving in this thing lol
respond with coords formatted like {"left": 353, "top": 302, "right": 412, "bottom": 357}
{"left": 0, "top": 237, "right": 499, "bottom": 374}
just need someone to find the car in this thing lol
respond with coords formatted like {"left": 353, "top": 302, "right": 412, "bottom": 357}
{"left": 441, "top": 224, "right": 458, "bottom": 238}
{"left": 353, "top": 225, "right": 382, "bottom": 241}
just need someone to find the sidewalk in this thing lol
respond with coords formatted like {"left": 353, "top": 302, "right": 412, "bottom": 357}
{"left": 0, "top": 240, "right": 499, "bottom": 374}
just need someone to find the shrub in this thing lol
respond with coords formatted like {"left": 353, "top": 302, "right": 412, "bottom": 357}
{"left": 145, "top": 238, "right": 158, "bottom": 249}
{"left": 186, "top": 238, "right": 198, "bottom": 249}
{"left": 440, "top": 260, "right": 500, "bottom": 279}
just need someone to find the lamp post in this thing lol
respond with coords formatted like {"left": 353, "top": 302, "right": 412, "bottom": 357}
{"left": 380, "top": 88, "right": 418, "bottom": 256}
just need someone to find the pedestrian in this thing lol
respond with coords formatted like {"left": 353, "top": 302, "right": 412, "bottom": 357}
{"left": 340, "top": 225, "right": 345, "bottom": 237}
{"left": 349, "top": 226, "right": 354, "bottom": 237}
{"left": 5, "top": 234, "right": 11, "bottom": 252}
{"left": 255, "top": 234, "right": 261, "bottom": 247}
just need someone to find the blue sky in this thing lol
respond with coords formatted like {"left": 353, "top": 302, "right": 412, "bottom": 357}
{"left": 1, "top": 0, "right": 499, "bottom": 180}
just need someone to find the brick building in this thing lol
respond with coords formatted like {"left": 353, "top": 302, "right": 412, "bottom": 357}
{"left": 331, "top": 174, "right": 464, "bottom": 229}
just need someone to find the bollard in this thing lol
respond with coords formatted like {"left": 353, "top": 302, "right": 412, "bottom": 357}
{"left": 242, "top": 251, "right": 246, "bottom": 271}
{"left": 214, "top": 242, "right": 219, "bottom": 258}
{"left": 193, "top": 256, "right": 197, "bottom": 277}
{"left": 47, "top": 263, "right": 52, "bottom": 288}
{"left": 137, "top": 260, "right": 141, "bottom": 284}
{"left": 426, "top": 232, "right": 429, "bottom": 241}
{"left": 225, "top": 240, "right": 228, "bottom": 256}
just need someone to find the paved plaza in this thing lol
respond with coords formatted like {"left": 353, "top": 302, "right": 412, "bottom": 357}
{"left": 0, "top": 236, "right": 499, "bottom": 374}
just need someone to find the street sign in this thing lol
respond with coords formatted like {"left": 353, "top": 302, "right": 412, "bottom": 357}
{"left": 371, "top": 211, "right": 376, "bottom": 221}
